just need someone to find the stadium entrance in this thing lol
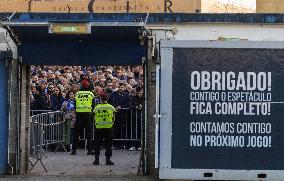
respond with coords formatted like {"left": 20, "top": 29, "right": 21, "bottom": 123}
{"left": 3, "top": 13, "right": 149, "bottom": 175}
{"left": 28, "top": 64, "right": 145, "bottom": 175}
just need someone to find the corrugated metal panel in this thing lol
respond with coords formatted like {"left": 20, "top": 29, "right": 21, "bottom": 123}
{"left": 0, "top": 52, "right": 8, "bottom": 175}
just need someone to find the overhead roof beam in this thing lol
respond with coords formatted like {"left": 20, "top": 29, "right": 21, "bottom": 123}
{"left": 1, "top": 22, "right": 145, "bottom": 27}
{"left": 1, "top": 13, "right": 284, "bottom": 25}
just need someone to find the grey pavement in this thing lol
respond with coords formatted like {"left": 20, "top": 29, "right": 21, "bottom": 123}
{"left": 0, "top": 149, "right": 157, "bottom": 181}
{"left": 0, "top": 175, "right": 156, "bottom": 181}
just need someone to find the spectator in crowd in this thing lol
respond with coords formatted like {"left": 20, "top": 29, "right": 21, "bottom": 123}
{"left": 30, "top": 86, "right": 35, "bottom": 106}
{"left": 39, "top": 79, "right": 48, "bottom": 94}
{"left": 47, "top": 72, "right": 56, "bottom": 83}
{"left": 94, "top": 86, "right": 103, "bottom": 97}
{"left": 108, "top": 83, "right": 130, "bottom": 149}
{"left": 31, "top": 86, "right": 47, "bottom": 113}
{"left": 50, "top": 86, "right": 64, "bottom": 111}
{"left": 31, "top": 75, "right": 39, "bottom": 85}
{"left": 129, "top": 87, "right": 143, "bottom": 110}
{"left": 47, "top": 83, "right": 54, "bottom": 95}
{"left": 128, "top": 87, "right": 143, "bottom": 150}
{"left": 105, "top": 81, "right": 113, "bottom": 98}
{"left": 38, "top": 79, "right": 50, "bottom": 107}
{"left": 61, "top": 91, "right": 76, "bottom": 152}
{"left": 46, "top": 83, "right": 55, "bottom": 109}
{"left": 125, "top": 84, "right": 133, "bottom": 94}
{"left": 71, "top": 83, "right": 80, "bottom": 93}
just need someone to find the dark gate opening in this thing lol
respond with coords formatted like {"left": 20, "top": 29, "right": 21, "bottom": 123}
{"left": 8, "top": 22, "right": 147, "bottom": 175}
{"left": 29, "top": 64, "right": 145, "bottom": 175}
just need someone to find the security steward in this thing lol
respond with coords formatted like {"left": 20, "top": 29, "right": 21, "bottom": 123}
{"left": 93, "top": 92, "right": 116, "bottom": 165}
{"left": 71, "top": 79, "right": 94, "bottom": 155}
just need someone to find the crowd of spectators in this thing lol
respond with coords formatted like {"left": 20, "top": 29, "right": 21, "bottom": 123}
{"left": 30, "top": 65, "right": 144, "bottom": 111}
{"left": 30, "top": 65, "right": 144, "bottom": 150}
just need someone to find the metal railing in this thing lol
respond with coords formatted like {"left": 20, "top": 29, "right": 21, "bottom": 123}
{"left": 30, "top": 110, "right": 52, "bottom": 116}
{"left": 29, "top": 120, "right": 47, "bottom": 172}
{"left": 113, "top": 108, "right": 143, "bottom": 142}
{"left": 29, "top": 108, "right": 143, "bottom": 159}
{"left": 29, "top": 111, "right": 66, "bottom": 172}
{"left": 80, "top": 108, "right": 143, "bottom": 149}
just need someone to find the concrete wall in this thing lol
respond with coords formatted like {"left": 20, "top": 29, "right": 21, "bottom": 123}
{"left": 0, "top": 28, "right": 18, "bottom": 59}
{"left": 1, "top": 27, "right": 27, "bottom": 174}
{"left": 146, "top": 37, "right": 159, "bottom": 178}
{"left": 149, "top": 24, "right": 284, "bottom": 42}
{"left": 201, "top": 0, "right": 255, "bottom": 13}
{"left": 257, "top": 0, "right": 284, "bottom": 13}
{"left": 0, "top": 26, "right": 21, "bottom": 174}
{"left": 7, "top": 59, "right": 20, "bottom": 174}
{"left": 19, "top": 65, "right": 30, "bottom": 174}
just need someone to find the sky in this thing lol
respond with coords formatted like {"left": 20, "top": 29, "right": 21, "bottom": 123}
{"left": 216, "top": 0, "right": 256, "bottom": 9}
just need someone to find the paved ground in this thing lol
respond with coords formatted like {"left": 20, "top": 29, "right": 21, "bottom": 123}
{"left": 30, "top": 149, "right": 141, "bottom": 175}
{"left": 0, "top": 149, "right": 157, "bottom": 181}
{"left": 0, "top": 175, "right": 156, "bottom": 181}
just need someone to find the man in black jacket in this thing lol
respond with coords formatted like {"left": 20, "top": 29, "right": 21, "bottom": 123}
{"left": 108, "top": 83, "right": 129, "bottom": 149}
{"left": 31, "top": 86, "right": 47, "bottom": 114}
{"left": 128, "top": 87, "right": 143, "bottom": 150}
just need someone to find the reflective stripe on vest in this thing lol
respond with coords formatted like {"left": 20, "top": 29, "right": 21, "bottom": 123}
{"left": 93, "top": 103, "right": 115, "bottom": 128}
{"left": 95, "top": 121, "right": 113, "bottom": 126}
{"left": 75, "top": 91, "right": 94, "bottom": 113}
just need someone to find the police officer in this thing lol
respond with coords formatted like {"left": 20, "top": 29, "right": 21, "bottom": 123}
{"left": 71, "top": 79, "right": 94, "bottom": 155}
{"left": 93, "top": 92, "right": 116, "bottom": 165}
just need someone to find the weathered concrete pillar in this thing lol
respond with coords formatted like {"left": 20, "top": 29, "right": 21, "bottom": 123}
{"left": 146, "top": 37, "right": 159, "bottom": 178}
{"left": 8, "top": 59, "right": 20, "bottom": 174}
{"left": 19, "top": 64, "right": 30, "bottom": 173}
{"left": 8, "top": 61, "right": 30, "bottom": 174}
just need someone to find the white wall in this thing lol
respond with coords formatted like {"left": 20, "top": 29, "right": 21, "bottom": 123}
{"left": 0, "top": 27, "right": 17, "bottom": 59}
{"left": 149, "top": 24, "right": 284, "bottom": 42}
{"left": 216, "top": 0, "right": 256, "bottom": 10}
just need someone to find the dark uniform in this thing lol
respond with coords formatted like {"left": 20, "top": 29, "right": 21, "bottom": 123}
{"left": 93, "top": 93, "right": 116, "bottom": 165}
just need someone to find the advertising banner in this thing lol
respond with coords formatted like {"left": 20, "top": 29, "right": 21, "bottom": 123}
{"left": 171, "top": 48, "right": 284, "bottom": 170}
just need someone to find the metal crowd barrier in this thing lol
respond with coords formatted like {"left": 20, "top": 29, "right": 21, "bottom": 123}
{"left": 29, "top": 111, "right": 66, "bottom": 172}
{"left": 114, "top": 108, "right": 143, "bottom": 142}
{"left": 79, "top": 108, "right": 143, "bottom": 149}
{"left": 30, "top": 110, "right": 52, "bottom": 116}
{"left": 29, "top": 108, "right": 142, "bottom": 157}
{"left": 29, "top": 120, "right": 47, "bottom": 172}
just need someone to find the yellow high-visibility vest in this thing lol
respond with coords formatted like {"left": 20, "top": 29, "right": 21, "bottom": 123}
{"left": 75, "top": 91, "right": 94, "bottom": 113}
{"left": 93, "top": 103, "right": 115, "bottom": 129}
